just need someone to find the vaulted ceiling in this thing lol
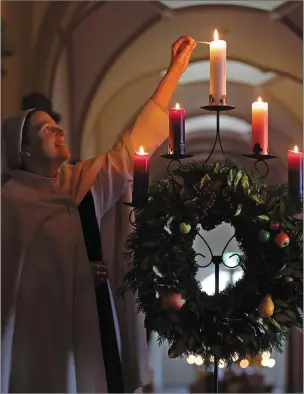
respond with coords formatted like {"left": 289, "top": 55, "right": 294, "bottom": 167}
{"left": 4, "top": 0, "right": 303, "bottom": 184}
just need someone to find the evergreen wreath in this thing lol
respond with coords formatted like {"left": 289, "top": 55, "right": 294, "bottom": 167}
{"left": 120, "top": 160, "right": 303, "bottom": 366}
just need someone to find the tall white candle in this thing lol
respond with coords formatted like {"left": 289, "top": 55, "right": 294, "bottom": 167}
{"left": 210, "top": 29, "right": 227, "bottom": 105}
{"left": 252, "top": 97, "right": 268, "bottom": 155}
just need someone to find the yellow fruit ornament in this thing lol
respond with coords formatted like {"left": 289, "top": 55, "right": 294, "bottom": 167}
{"left": 258, "top": 295, "right": 274, "bottom": 318}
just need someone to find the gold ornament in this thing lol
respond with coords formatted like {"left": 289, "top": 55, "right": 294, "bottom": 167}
{"left": 258, "top": 295, "right": 274, "bottom": 318}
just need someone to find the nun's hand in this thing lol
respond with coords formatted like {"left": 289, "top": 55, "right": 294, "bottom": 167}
{"left": 169, "top": 36, "right": 196, "bottom": 76}
{"left": 91, "top": 262, "right": 109, "bottom": 286}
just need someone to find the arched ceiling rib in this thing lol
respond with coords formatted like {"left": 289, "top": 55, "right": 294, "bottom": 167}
{"left": 33, "top": 1, "right": 86, "bottom": 93}
{"left": 69, "top": 1, "right": 162, "bottom": 153}
{"left": 33, "top": 0, "right": 301, "bottom": 165}
{"left": 165, "top": 60, "right": 277, "bottom": 86}
{"left": 159, "top": 1, "right": 287, "bottom": 11}
{"left": 82, "top": 4, "right": 302, "bottom": 157}
{"left": 186, "top": 115, "right": 251, "bottom": 134}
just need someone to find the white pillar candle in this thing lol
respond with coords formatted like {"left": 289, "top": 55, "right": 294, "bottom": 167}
{"left": 252, "top": 97, "right": 268, "bottom": 155}
{"left": 210, "top": 29, "right": 227, "bottom": 105}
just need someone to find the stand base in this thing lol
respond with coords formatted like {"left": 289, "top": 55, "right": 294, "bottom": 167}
{"left": 201, "top": 105, "right": 236, "bottom": 112}
{"left": 242, "top": 154, "right": 277, "bottom": 160}
{"left": 160, "top": 154, "right": 193, "bottom": 160}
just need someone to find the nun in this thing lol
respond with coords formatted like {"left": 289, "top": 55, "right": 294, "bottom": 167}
{"left": 21, "top": 93, "right": 124, "bottom": 393}
{"left": 1, "top": 36, "right": 196, "bottom": 393}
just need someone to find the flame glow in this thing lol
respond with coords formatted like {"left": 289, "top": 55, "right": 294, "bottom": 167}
{"left": 257, "top": 97, "right": 263, "bottom": 103}
{"left": 267, "top": 358, "right": 276, "bottom": 368}
{"left": 240, "top": 359, "right": 249, "bottom": 369}
{"left": 138, "top": 146, "right": 145, "bottom": 155}
{"left": 213, "top": 29, "right": 219, "bottom": 41}
{"left": 262, "top": 351, "right": 271, "bottom": 360}
{"left": 186, "top": 355, "right": 196, "bottom": 365}
{"left": 175, "top": 102, "right": 180, "bottom": 110}
{"left": 294, "top": 145, "right": 299, "bottom": 152}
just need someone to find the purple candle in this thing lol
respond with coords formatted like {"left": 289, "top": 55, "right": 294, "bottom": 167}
{"left": 133, "top": 146, "right": 150, "bottom": 204}
{"left": 288, "top": 145, "right": 303, "bottom": 212}
{"left": 168, "top": 103, "right": 185, "bottom": 156}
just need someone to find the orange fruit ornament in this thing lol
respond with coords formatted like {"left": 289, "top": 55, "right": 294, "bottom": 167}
{"left": 258, "top": 295, "right": 274, "bottom": 318}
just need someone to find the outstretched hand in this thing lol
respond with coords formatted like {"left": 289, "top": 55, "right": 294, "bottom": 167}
{"left": 151, "top": 35, "right": 196, "bottom": 109}
{"left": 169, "top": 36, "right": 196, "bottom": 76}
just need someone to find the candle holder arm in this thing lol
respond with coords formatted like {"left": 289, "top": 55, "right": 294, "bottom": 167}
{"left": 243, "top": 143, "right": 277, "bottom": 180}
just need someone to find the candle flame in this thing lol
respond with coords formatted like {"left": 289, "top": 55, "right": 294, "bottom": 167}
{"left": 294, "top": 145, "right": 299, "bottom": 152}
{"left": 213, "top": 29, "right": 219, "bottom": 41}
{"left": 175, "top": 102, "right": 180, "bottom": 110}
{"left": 257, "top": 97, "right": 263, "bottom": 103}
{"left": 139, "top": 146, "right": 145, "bottom": 155}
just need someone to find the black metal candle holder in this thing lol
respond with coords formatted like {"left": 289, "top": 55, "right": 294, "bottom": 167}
{"left": 123, "top": 98, "right": 285, "bottom": 394}
{"left": 160, "top": 153, "right": 193, "bottom": 160}
{"left": 194, "top": 232, "right": 242, "bottom": 394}
{"left": 200, "top": 104, "right": 235, "bottom": 164}
{"left": 198, "top": 102, "right": 237, "bottom": 393}
{"left": 243, "top": 143, "right": 277, "bottom": 179}
{"left": 160, "top": 153, "right": 193, "bottom": 181}
{"left": 123, "top": 201, "right": 146, "bottom": 226}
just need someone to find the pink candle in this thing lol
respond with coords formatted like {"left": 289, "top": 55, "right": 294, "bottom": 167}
{"left": 252, "top": 97, "right": 268, "bottom": 155}
{"left": 168, "top": 103, "right": 185, "bottom": 156}
{"left": 288, "top": 145, "right": 303, "bottom": 212}
{"left": 133, "top": 146, "right": 150, "bottom": 204}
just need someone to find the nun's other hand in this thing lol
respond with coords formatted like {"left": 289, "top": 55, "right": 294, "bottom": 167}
{"left": 91, "top": 262, "right": 109, "bottom": 286}
{"left": 169, "top": 36, "right": 196, "bottom": 76}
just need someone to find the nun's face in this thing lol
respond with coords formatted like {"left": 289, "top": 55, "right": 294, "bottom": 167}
{"left": 24, "top": 111, "right": 70, "bottom": 164}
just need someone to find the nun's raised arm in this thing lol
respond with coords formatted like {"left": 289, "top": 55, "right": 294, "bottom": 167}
{"left": 59, "top": 36, "right": 196, "bottom": 217}
{"left": 61, "top": 99, "right": 168, "bottom": 217}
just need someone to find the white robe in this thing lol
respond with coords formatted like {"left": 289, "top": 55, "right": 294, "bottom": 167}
{"left": 1, "top": 99, "right": 168, "bottom": 393}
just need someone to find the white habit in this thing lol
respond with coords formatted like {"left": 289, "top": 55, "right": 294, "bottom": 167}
{"left": 1, "top": 99, "right": 168, "bottom": 393}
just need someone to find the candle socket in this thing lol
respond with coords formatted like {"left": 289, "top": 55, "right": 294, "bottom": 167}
{"left": 161, "top": 153, "right": 193, "bottom": 160}
{"left": 168, "top": 143, "right": 185, "bottom": 156}
{"left": 243, "top": 143, "right": 277, "bottom": 160}
{"left": 209, "top": 94, "right": 227, "bottom": 106}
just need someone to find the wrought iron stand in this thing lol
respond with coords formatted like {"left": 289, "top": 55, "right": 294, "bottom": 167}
{"left": 200, "top": 103, "right": 236, "bottom": 393}
{"left": 125, "top": 99, "right": 278, "bottom": 394}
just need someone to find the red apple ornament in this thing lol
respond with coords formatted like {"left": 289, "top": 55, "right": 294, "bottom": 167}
{"left": 275, "top": 232, "right": 290, "bottom": 248}
{"left": 269, "top": 220, "right": 280, "bottom": 231}
{"left": 161, "top": 291, "right": 185, "bottom": 310}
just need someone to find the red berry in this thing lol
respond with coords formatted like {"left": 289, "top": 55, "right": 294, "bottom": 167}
{"left": 275, "top": 232, "right": 290, "bottom": 248}
{"left": 269, "top": 220, "right": 280, "bottom": 231}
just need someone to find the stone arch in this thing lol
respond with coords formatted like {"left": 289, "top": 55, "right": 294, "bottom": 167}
{"left": 82, "top": 4, "right": 302, "bottom": 160}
